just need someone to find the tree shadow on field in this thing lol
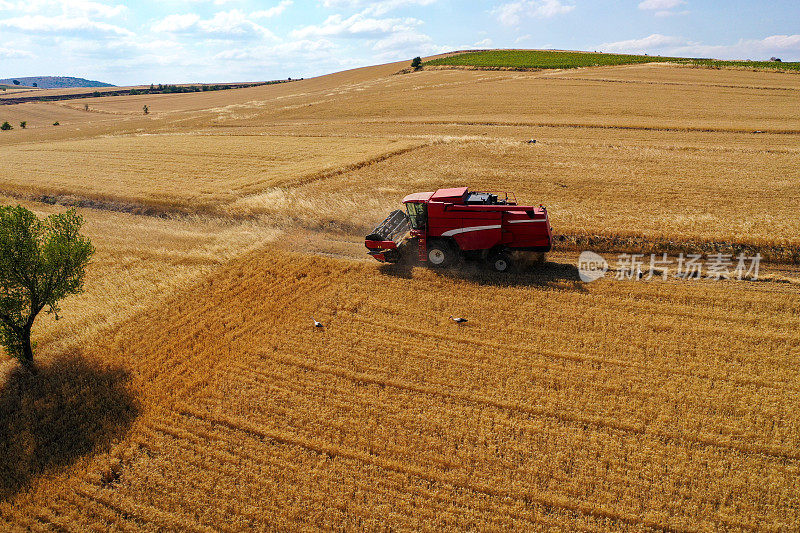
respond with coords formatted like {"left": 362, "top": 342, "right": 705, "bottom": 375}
{"left": 380, "top": 259, "right": 587, "bottom": 292}
{"left": 0, "top": 355, "right": 139, "bottom": 501}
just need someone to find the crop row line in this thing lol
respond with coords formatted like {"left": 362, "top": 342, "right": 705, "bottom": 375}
{"left": 222, "top": 338, "right": 800, "bottom": 463}
{"left": 338, "top": 313, "right": 800, "bottom": 394}
{"left": 173, "top": 403, "right": 674, "bottom": 531}
{"left": 140, "top": 417, "right": 534, "bottom": 529}
{"left": 262, "top": 352, "right": 800, "bottom": 463}
{"left": 72, "top": 481, "right": 216, "bottom": 533}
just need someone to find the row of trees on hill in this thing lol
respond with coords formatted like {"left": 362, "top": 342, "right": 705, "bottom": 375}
{"left": 1, "top": 121, "right": 61, "bottom": 130}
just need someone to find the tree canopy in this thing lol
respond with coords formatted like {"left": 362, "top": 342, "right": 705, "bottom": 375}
{"left": 0, "top": 206, "right": 94, "bottom": 369}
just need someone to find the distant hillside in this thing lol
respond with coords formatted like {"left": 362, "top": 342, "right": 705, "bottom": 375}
{"left": 0, "top": 76, "right": 115, "bottom": 89}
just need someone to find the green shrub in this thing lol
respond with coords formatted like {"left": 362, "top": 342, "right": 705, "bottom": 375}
{"left": 1, "top": 121, "right": 12, "bottom": 131}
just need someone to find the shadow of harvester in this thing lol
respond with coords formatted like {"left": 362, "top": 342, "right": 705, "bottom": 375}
{"left": 380, "top": 259, "right": 587, "bottom": 292}
{"left": 0, "top": 356, "right": 138, "bottom": 501}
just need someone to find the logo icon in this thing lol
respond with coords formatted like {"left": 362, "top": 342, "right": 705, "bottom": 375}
{"left": 578, "top": 251, "right": 608, "bottom": 282}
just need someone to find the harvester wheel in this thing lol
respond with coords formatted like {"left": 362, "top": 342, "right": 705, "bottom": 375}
{"left": 427, "top": 241, "right": 455, "bottom": 268}
{"left": 489, "top": 252, "right": 513, "bottom": 273}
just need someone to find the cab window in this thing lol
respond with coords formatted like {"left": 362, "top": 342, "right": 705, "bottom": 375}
{"left": 406, "top": 202, "right": 427, "bottom": 229}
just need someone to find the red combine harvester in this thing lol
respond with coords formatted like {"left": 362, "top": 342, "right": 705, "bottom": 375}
{"left": 365, "top": 187, "right": 552, "bottom": 272}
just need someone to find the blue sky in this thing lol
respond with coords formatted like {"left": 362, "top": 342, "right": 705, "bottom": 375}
{"left": 1, "top": 0, "right": 798, "bottom": 85}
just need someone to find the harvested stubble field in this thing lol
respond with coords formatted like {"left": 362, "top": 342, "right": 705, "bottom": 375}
{"left": 0, "top": 135, "right": 423, "bottom": 212}
{"left": 1, "top": 55, "right": 799, "bottom": 531}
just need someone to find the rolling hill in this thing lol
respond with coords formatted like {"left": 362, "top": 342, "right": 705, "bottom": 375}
{"left": 0, "top": 76, "right": 114, "bottom": 89}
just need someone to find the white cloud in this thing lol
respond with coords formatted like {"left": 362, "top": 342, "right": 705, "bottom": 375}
{"left": 181, "top": 0, "right": 243, "bottom": 4}
{"left": 62, "top": 36, "right": 189, "bottom": 67}
{"left": 638, "top": 0, "right": 686, "bottom": 9}
{"left": 291, "top": 5, "right": 446, "bottom": 64}
{"left": 473, "top": 38, "right": 492, "bottom": 47}
{"left": 599, "top": 33, "right": 687, "bottom": 53}
{"left": 251, "top": 0, "right": 292, "bottom": 19}
{"left": 757, "top": 34, "right": 800, "bottom": 50}
{"left": 672, "top": 35, "right": 800, "bottom": 60}
{"left": 0, "top": 45, "right": 33, "bottom": 58}
{"left": 654, "top": 9, "right": 689, "bottom": 17}
{"left": 152, "top": 10, "right": 278, "bottom": 40}
{"left": 372, "top": 31, "right": 427, "bottom": 51}
{"left": 322, "top": 0, "right": 437, "bottom": 16}
{"left": 599, "top": 33, "right": 800, "bottom": 61}
{"left": 493, "top": 0, "right": 574, "bottom": 26}
{"left": 639, "top": 0, "right": 687, "bottom": 17}
{"left": 214, "top": 39, "right": 333, "bottom": 62}
{"left": 370, "top": 31, "right": 449, "bottom": 62}
{"left": 153, "top": 14, "right": 201, "bottom": 33}
{"left": 0, "top": 0, "right": 126, "bottom": 17}
{"left": 62, "top": 0, "right": 126, "bottom": 18}
{"left": 0, "top": 14, "right": 132, "bottom": 36}
{"left": 291, "top": 13, "right": 422, "bottom": 39}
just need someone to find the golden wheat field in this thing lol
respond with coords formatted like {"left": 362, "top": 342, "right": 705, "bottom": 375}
{"left": 1, "top": 58, "right": 799, "bottom": 531}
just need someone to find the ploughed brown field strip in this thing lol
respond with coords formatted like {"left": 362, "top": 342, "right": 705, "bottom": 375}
{"left": 1, "top": 58, "right": 799, "bottom": 530}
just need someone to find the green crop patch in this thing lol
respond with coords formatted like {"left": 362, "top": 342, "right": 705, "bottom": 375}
{"left": 425, "top": 50, "right": 800, "bottom": 71}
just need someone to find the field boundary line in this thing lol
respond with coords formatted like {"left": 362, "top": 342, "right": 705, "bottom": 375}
{"left": 274, "top": 140, "right": 438, "bottom": 189}
{"left": 358, "top": 118, "right": 800, "bottom": 135}
{"left": 0, "top": 188, "right": 189, "bottom": 218}
{"left": 546, "top": 76, "right": 800, "bottom": 92}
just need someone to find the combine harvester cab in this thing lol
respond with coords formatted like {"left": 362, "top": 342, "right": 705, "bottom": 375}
{"left": 366, "top": 187, "right": 552, "bottom": 272}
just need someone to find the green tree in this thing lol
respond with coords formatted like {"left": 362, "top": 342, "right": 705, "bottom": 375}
{"left": 411, "top": 56, "right": 422, "bottom": 69}
{"left": 12, "top": 80, "right": 20, "bottom": 85}
{"left": 1, "top": 122, "right": 11, "bottom": 131}
{"left": 19, "top": 121, "right": 26, "bottom": 129}
{"left": 0, "top": 206, "right": 94, "bottom": 371}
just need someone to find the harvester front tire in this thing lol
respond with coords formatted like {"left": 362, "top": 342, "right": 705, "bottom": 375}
{"left": 427, "top": 241, "right": 455, "bottom": 268}
{"left": 489, "top": 252, "right": 513, "bottom": 273}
